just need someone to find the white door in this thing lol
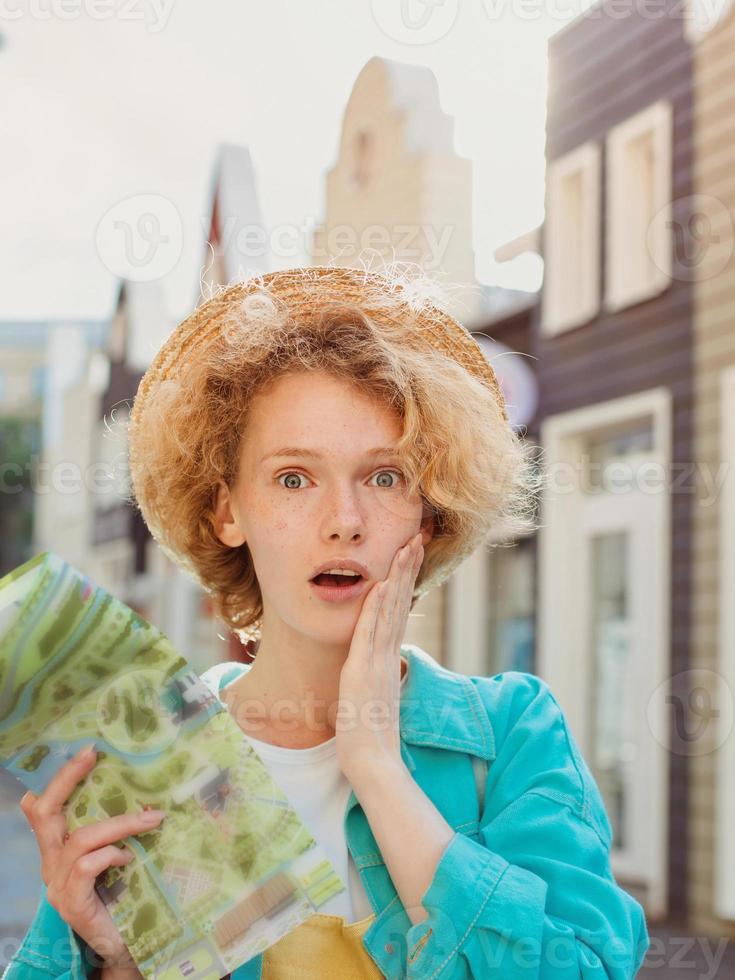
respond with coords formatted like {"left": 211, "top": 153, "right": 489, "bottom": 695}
{"left": 538, "top": 388, "right": 671, "bottom": 918}
{"left": 580, "top": 485, "right": 664, "bottom": 889}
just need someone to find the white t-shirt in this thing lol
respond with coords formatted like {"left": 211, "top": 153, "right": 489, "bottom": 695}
{"left": 201, "top": 657, "right": 409, "bottom": 924}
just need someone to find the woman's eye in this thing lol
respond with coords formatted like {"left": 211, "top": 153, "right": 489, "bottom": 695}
{"left": 275, "top": 469, "right": 403, "bottom": 491}
{"left": 370, "top": 469, "right": 403, "bottom": 488}
{"left": 277, "top": 472, "right": 310, "bottom": 490}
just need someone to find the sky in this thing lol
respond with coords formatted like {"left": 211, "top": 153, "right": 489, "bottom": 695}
{"left": 0, "top": 0, "right": 597, "bottom": 321}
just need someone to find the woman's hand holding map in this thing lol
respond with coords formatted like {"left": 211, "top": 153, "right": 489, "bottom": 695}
{"left": 19, "top": 742, "right": 165, "bottom": 977}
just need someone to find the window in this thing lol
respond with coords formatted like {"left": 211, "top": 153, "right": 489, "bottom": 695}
{"left": 486, "top": 537, "right": 535, "bottom": 675}
{"left": 605, "top": 100, "right": 672, "bottom": 312}
{"left": 349, "top": 128, "right": 375, "bottom": 191}
{"left": 588, "top": 530, "right": 632, "bottom": 850}
{"left": 584, "top": 417, "right": 656, "bottom": 493}
{"left": 541, "top": 141, "right": 601, "bottom": 335}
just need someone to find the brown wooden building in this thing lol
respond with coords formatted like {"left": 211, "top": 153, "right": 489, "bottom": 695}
{"left": 537, "top": 3, "right": 695, "bottom": 927}
{"left": 475, "top": 0, "right": 697, "bottom": 931}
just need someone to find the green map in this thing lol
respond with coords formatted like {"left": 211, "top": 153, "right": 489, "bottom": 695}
{"left": 0, "top": 551, "right": 346, "bottom": 978}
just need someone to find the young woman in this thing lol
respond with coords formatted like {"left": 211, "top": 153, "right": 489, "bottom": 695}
{"left": 8, "top": 265, "right": 650, "bottom": 979}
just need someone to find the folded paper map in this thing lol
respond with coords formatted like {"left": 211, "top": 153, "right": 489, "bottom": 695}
{"left": 0, "top": 551, "right": 346, "bottom": 979}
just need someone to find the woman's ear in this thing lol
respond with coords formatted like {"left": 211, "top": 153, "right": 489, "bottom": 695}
{"left": 213, "top": 481, "right": 247, "bottom": 548}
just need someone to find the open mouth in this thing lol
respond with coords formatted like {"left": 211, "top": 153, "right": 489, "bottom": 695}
{"left": 309, "top": 571, "right": 368, "bottom": 602}
{"left": 310, "top": 572, "right": 364, "bottom": 588}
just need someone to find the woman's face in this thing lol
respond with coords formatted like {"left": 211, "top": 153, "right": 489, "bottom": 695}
{"left": 214, "top": 369, "right": 433, "bottom": 647}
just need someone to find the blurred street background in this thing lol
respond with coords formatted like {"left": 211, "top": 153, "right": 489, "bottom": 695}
{"left": 2, "top": 1, "right": 735, "bottom": 975}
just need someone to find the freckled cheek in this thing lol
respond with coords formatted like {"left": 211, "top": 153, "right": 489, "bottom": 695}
{"left": 263, "top": 506, "right": 309, "bottom": 539}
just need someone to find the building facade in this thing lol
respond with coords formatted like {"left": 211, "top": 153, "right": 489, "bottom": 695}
{"left": 536, "top": 8, "right": 695, "bottom": 922}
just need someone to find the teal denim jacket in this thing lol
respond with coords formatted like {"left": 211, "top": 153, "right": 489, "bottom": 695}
{"left": 3, "top": 644, "right": 650, "bottom": 979}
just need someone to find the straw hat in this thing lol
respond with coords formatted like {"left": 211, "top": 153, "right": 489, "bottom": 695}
{"left": 129, "top": 266, "right": 507, "bottom": 448}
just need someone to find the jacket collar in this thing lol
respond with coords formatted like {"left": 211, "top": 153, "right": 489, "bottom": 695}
{"left": 211, "top": 643, "right": 497, "bottom": 761}
{"left": 397, "top": 644, "right": 496, "bottom": 762}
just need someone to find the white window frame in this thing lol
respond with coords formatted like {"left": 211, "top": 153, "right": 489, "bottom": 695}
{"left": 537, "top": 388, "right": 671, "bottom": 919}
{"left": 605, "top": 100, "right": 673, "bottom": 314}
{"left": 446, "top": 542, "right": 491, "bottom": 677}
{"left": 716, "top": 365, "right": 735, "bottom": 920}
{"left": 541, "top": 141, "right": 601, "bottom": 336}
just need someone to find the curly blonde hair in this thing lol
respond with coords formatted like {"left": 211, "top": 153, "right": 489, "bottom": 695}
{"left": 124, "top": 264, "right": 543, "bottom": 643}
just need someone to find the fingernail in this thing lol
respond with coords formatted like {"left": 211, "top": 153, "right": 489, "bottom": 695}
{"left": 77, "top": 743, "right": 96, "bottom": 761}
{"left": 140, "top": 809, "right": 166, "bottom": 822}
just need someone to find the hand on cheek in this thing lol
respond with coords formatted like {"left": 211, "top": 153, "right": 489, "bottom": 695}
{"left": 335, "top": 532, "right": 424, "bottom": 781}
